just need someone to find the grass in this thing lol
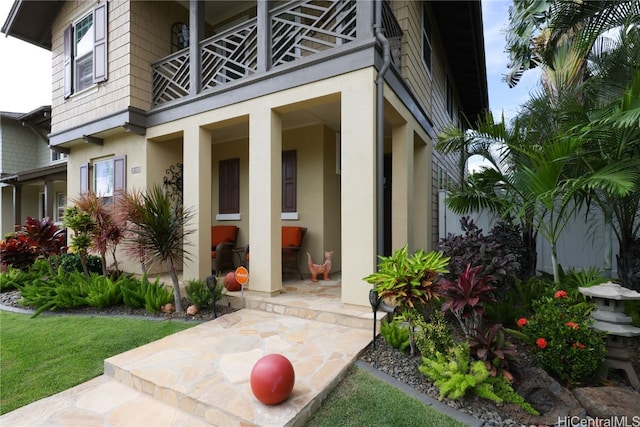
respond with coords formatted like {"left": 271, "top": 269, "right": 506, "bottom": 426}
{"left": 305, "top": 365, "right": 467, "bottom": 427}
{"left": 1, "top": 311, "right": 465, "bottom": 425}
{"left": 0, "top": 311, "right": 196, "bottom": 414}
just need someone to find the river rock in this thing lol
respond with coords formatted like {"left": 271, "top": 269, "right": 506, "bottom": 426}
{"left": 515, "top": 367, "right": 586, "bottom": 426}
{"left": 573, "top": 386, "right": 640, "bottom": 419}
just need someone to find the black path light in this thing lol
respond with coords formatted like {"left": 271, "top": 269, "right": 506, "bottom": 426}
{"left": 368, "top": 288, "right": 396, "bottom": 351}
{"left": 206, "top": 275, "right": 218, "bottom": 319}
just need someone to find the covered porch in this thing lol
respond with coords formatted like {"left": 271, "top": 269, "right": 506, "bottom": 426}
{"left": 144, "top": 69, "right": 432, "bottom": 309}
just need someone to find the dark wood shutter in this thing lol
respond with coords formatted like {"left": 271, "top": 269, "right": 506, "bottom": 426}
{"left": 63, "top": 25, "right": 73, "bottom": 98}
{"left": 79, "top": 163, "right": 89, "bottom": 193}
{"left": 282, "top": 150, "right": 297, "bottom": 212}
{"left": 113, "top": 155, "right": 126, "bottom": 194}
{"left": 93, "top": 2, "right": 108, "bottom": 83}
{"left": 219, "top": 158, "right": 239, "bottom": 214}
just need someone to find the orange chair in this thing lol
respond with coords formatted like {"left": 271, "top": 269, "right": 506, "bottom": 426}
{"left": 281, "top": 226, "right": 307, "bottom": 279}
{"left": 244, "top": 226, "right": 307, "bottom": 279}
{"left": 211, "top": 225, "right": 238, "bottom": 274}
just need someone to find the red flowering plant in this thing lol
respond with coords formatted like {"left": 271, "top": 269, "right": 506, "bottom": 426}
{"left": 514, "top": 290, "right": 607, "bottom": 386}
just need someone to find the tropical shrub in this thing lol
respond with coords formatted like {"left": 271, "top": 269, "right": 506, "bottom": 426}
{"left": 73, "top": 192, "right": 125, "bottom": 275}
{"left": 21, "top": 216, "right": 66, "bottom": 268}
{"left": 0, "top": 266, "right": 38, "bottom": 291}
{"left": 484, "top": 276, "right": 555, "bottom": 327}
{"left": 0, "top": 233, "right": 38, "bottom": 271}
{"left": 58, "top": 253, "right": 103, "bottom": 275}
{"left": 379, "top": 316, "right": 411, "bottom": 353}
{"left": 185, "top": 279, "right": 212, "bottom": 308}
{"left": 62, "top": 206, "right": 96, "bottom": 277}
{"left": 414, "top": 310, "right": 454, "bottom": 358}
{"left": 418, "top": 342, "right": 538, "bottom": 415}
{"left": 439, "top": 217, "right": 520, "bottom": 288}
{"left": 514, "top": 291, "right": 607, "bottom": 386}
{"left": 364, "top": 246, "right": 449, "bottom": 355}
{"left": 438, "top": 264, "right": 496, "bottom": 339}
{"left": 469, "top": 323, "right": 519, "bottom": 380}
{"left": 121, "top": 273, "right": 173, "bottom": 313}
{"left": 84, "top": 275, "right": 124, "bottom": 308}
{"left": 18, "top": 271, "right": 89, "bottom": 318}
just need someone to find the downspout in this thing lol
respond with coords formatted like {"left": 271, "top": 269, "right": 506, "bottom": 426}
{"left": 374, "top": 0, "right": 391, "bottom": 258}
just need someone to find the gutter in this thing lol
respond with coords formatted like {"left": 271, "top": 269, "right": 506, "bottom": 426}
{"left": 374, "top": 0, "right": 391, "bottom": 257}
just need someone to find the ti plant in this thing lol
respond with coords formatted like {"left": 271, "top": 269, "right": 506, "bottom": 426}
{"left": 469, "top": 323, "right": 519, "bottom": 381}
{"left": 364, "top": 245, "right": 449, "bottom": 355}
{"left": 439, "top": 264, "right": 497, "bottom": 339}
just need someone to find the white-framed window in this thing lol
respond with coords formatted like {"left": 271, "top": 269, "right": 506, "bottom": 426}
{"left": 80, "top": 155, "right": 126, "bottom": 199}
{"left": 94, "top": 159, "right": 114, "bottom": 197}
{"left": 422, "top": 3, "right": 432, "bottom": 73}
{"left": 74, "top": 11, "right": 94, "bottom": 92}
{"left": 64, "top": 2, "right": 107, "bottom": 98}
{"left": 56, "top": 193, "right": 66, "bottom": 223}
{"left": 51, "top": 150, "right": 68, "bottom": 162}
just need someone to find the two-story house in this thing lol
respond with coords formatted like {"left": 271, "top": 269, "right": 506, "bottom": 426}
{"left": 2, "top": 0, "right": 487, "bottom": 308}
{"left": 0, "top": 106, "right": 67, "bottom": 237}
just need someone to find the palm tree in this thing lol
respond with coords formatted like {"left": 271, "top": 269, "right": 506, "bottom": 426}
{"left": 505, "top": 0, "right": 640, "bottom": 88}
{"left": 120, "top": 185, "right": 195, "bottom": 312}
{"left": 438, "top": 112, "right": 539, "bottom": 279}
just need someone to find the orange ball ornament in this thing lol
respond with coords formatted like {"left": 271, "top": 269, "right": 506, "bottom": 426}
{"left": 250, "top": 354, "right": 295, "bottom": 405}
{"left": 224, "top": 271, "right": 241, "bottom": 291}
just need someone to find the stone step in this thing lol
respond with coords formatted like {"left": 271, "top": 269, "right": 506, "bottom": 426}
{"left": 103, "top": 309, "right": 372, "bottom": 427}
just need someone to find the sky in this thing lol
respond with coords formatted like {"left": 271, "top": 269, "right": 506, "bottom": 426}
{"left": 0, "top": 0, "right": 541, "bottom": 120}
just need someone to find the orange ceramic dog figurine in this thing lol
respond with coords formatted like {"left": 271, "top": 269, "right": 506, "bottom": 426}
{"left": 307, "top": 251, "right": 333, "bottom": 281}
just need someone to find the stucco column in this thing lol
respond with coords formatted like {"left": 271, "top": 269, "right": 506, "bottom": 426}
{"left": 413, "top": 137, "right": 431, "bottom": 250}
{"left": 391, "top": 123, "right": 414, "bottom": 251}
{"left": 44, "top": 180, "right": 55, "bottom": 219}
{"left": 341, "top": 70, "right": 377, "bottom": 307}
{"left": 249, "top": 107, "right": 282, "bottom": 295}
{"left": 183, "top": 125, "right": 212, "bottom": 281}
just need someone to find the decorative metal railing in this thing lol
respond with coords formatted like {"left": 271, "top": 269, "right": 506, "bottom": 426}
{"left": 152, "top": 49, "right": 190, "bottom": 106}
{"left": 270, "top": 0, "right": 357, "bottom": 67}
{"left": 151, "top": 0, "right": 402, "bottom": 107}
{"left": 201, "top": 19, "right": 258, "bottom": 90}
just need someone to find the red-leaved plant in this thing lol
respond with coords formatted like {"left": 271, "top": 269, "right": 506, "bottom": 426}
{"left": 439, "top": 264, "right": 496, "bottom": 339}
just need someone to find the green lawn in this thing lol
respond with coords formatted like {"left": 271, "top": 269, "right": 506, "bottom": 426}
{"left": 0, "top": 311, "right": 196, "bottom": 414}
{"left": 305, "top": 365, "right": 467, "bottom": 427}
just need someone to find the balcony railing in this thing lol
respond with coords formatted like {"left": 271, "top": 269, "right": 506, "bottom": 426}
{"left": 151, "top": 0, "right": 401, "bottom": 107}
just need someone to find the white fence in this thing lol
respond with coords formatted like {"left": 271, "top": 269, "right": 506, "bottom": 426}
{"left": 438, "top": 190, "right": 619, "bottom": 277}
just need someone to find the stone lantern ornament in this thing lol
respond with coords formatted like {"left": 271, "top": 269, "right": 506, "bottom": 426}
{"left": 579, "top": 281, "right": 640, "bottom": 388}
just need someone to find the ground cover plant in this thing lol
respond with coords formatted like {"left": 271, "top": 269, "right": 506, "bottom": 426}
{"left": 0, "top": 311, "right": 195, "bottom": 415}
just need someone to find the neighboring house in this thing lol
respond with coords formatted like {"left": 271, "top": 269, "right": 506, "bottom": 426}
{"left": 0, "top": 106, "right": 67, "bottom": 237}
{"left": 2, "top": 0, "right": 488, "bottom": 308}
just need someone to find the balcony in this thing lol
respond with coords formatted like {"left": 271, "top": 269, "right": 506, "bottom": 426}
{"left": 151, "top": 0, "right": 402, "bottom": 107}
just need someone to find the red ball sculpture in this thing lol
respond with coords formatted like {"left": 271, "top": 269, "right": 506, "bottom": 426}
{"left": 250, "top": 354, "right": 295, "bottom": 405}
{"left": 224, "top": 271, "right": 241, "bottom": 291}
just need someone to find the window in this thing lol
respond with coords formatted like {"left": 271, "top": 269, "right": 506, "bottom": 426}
{"left": 64, "top": 2, "right": 108, "bottom": 98}
{"left": 219, "top": 158, "right": 240, "bottom": 214}
{"left": 282, "top": 150, "right": 297, "bottom": 212}
{"left": 51, "top": 150, "right": 68, "bottom": 162}
{"left": 56, "top": 193, "right": 66, "bottom": 223}
{"left": 80, "top": 155, "right": 126, "bottom": 198}
{"left": 94, "top": 159, "right": 115, "bottom": 197}
{"left": 422, "top": 4, "right": 432, "bottom": 73}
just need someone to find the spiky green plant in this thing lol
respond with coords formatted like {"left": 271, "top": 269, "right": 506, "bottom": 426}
{"left": 120, "top": 186, "right": 194, "bottom": 312}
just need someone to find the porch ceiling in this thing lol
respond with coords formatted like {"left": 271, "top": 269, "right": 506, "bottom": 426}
{"left": 210, "top": 100, "right": 342, "bottom": 143}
